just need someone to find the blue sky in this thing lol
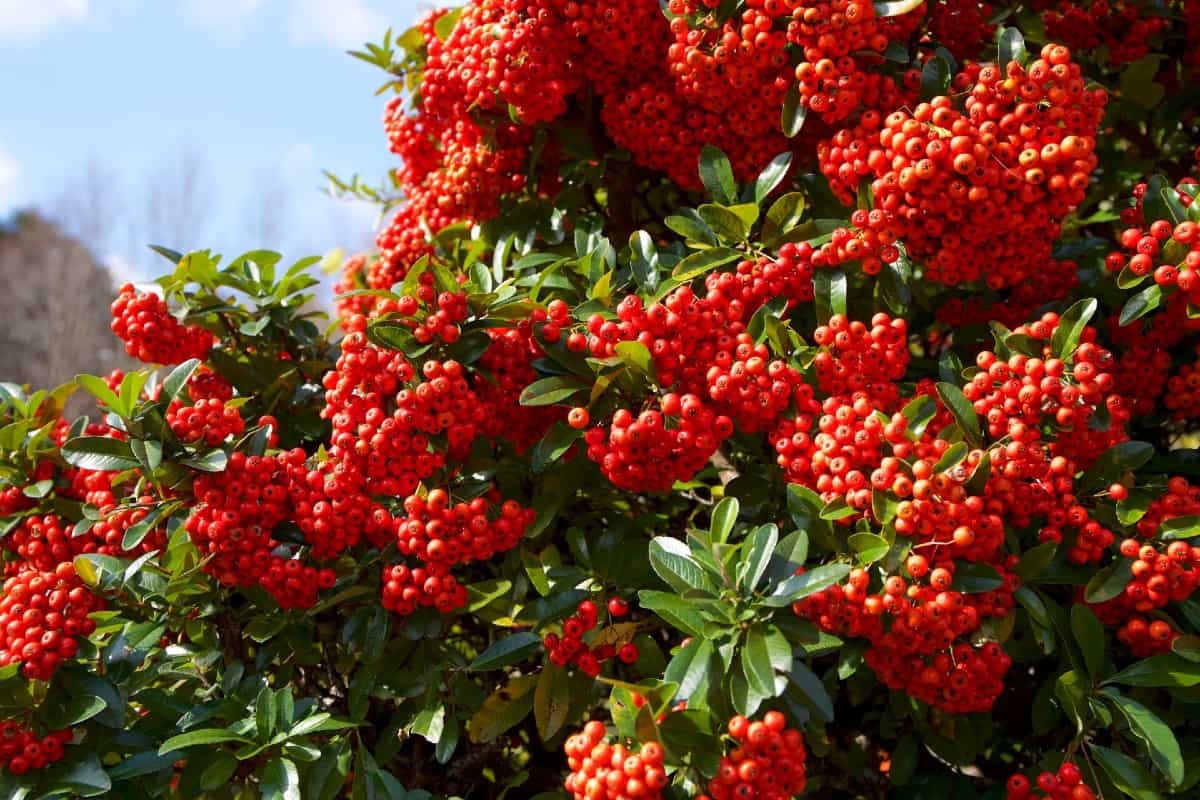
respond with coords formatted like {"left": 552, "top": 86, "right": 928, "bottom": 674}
{"left": 0, "top": 0, "right": 429, "bottom": 282}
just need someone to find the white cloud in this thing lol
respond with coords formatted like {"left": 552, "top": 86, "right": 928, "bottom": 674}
{"left": 287, "top": 0, "right": 385, "bottom": 49}
{"left": 281, "top": 142, "right": 317, "bottom": 177}
{"left": 0, "top": 0, "right": 87, "bottom": 42}
{"left": 0, "top": 143, "right": 20, "bottom": 212}
{"left": 180, "top": 0, "right": 268, "bottom": 38}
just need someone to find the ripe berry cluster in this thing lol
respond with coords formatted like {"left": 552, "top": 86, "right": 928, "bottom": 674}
{"left": 0, "top": 564, "right": 99, "bottom": 680}
{"left": 820, "top": 48, "right": 1105, "bottom": 289}
{"left": 563, "top": 720, "right": 667, "bottom": 800}
{"left": 381, "top": 561, "right": 467, "bottom": 617}
{"left": 167, "top": 398, "right": 246, "bottom": 445}
{"left": 1006, "top": 760, "right": 1096, "bottom": 799}
{"left": 584, "top": 396, "right": 733, "bottom": 493}
{"left": 812, "top": 313, "right": 908, "bottom": 409}
{"left": 475, "top": 326, "right": 562, "bottom": 452}
{"left": 0, "top": 723, "right": 71, "bottom": 776}
{"left": 1039, "top": 1, "right": 1168, "bottom": 67}
{"left": 110, "top": 284, "right": 214, "bottom": 365}
{"left": 697, "top": 711, "right": 808, "bottom": 800}
{"left": 1106, "top": 195, "right": 1200, "bottom": 306}
{"left": 1116, "top": 614, "right": 1178, "bottom": 657}
{"left": 394, "top": 489, "right": 534, "bottom": 567}
{"left": 1091, "top": 539, "right": 1200, "bottom": 620}
{"left": 543, "top": 599, "right": 638, "bottom": 677}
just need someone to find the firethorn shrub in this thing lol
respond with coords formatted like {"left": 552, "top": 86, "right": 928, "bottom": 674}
{"left": 0, "top": 1, "right": 1199, "bottom": 798}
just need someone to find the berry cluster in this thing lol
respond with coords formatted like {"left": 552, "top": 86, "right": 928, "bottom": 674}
{"left": 584, "top": 396, "right": 732, "bottom": 493}
{"left": 563, "top": 720, "right": 667, "bottom": 800}
{"left": 1091, "top": 539, "right": 1200, "bottom": 620}
{"left": 110, "top": 284, "right": 214, "bottom": 365}
{"left": 812, "top": 313, "right": 909, "bottom": 409}
{"left": 1116, "top": 614, "right": 1178, "bottom": 657}
{"left": 0, "top": 564, "right": 99, "bottom": 680}
{"left": 1040, "top": 1, "right": 1168, "bottom": 67}
{"left": 186, "top": 366, "right": 234, "bottom": 402}
{"left": 394, "top": 489, "right": 534, "bottom": 567}
{"left": 1006, "top": 761, "right": 1096, "bottom": 799}
{"left": 476, "top": 325, "right": 562, "bottom": 453}
{"left": 820, "top": 48, "right": 1106, "bottom": 289}
{"left": 698, "top": 712, "right": 808, "bottom": 800}
{"left": 543, "top": 599, "right": 638, "bottom": 677}
{"left": 0, "top": 724, "right": 71, "bottom": 776}
{"left": 167, "top": 398, "right": 246, "bottom": 445}
{"left": 926, "top": 0, "right": 996, "bottom": 62}
{"left": 381, "top": 561, "right": 467, "bottom": 616}
{"left": 1106, "top": 205, "right": 1200, "bottom": 307}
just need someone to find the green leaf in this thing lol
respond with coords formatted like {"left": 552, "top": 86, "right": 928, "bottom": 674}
{"left": 819, "top": 496, "right": 857, "bottom": 521}
{"left": 1054, "top": 670, "right": 1089, "bottom": 734}
{"left": 158, "top": 729, "right": 253, "bottom": 755}
{"left": 200, "top": 753, "right": 239, "bottom": 791}
{"left": 259, "top": 757, "right": 301, "bottom": 800}
{"left": 952, "top": 562, "right": 1005, "bottom": 593}
{"left": 670, "top": 247, "right": 742, "bottom": 282}
{"left": 754, "top": 152, "right": 793, "bottom": 205}
{"left": 936, "top": 382, "right": 981, "bottom": 446}
{"left": 1015, "top": 586, "right": 1051, "bottom": 628}
{"left": 710, "top": 497, "right": 739, "bottom": 544}
{"left": 766, "top": 563, "right": 852, "bottom": 607}
{"left": 534, "top": 666, "right": 570, "bottom": 741}
{"left": 739, "top": 524, "right": 778, "bottom": 593}
{"left": 788, "top": 660, "right": 834, "bottom": 722}
{"left": 468, "top": 674, "right": 537, "bottom": 743}
{"left": 530, "top": 421, "right": 582, "bottom": 474}
{"left": 628, "top": 230, "right": 661, "bottom": 293}
{"left": 648, "top": 537, "right": 719, "bottom": 595}
{"left": 932, "top": 442, "right": 969, "bottom": 474}
{"left": 761, "top": 192, "right": 807, "bottom": 247}
{"left": 1070, "top": 604, "right": 1105, "bottom": 680}
{"left": 997, "top": 27, "right": 1025, "bottom": 70}
{"left": 920, "top": 55, "right": 952, "bottom": 101}
{"left": 1051, "top": 298, "right": 1098, "bottom": 360}
{"left": 75, "top": 374, "right": 122, "bottom": 413}
{"left": 664, "top": 213, "right": 718, "bottom": 246}
{"left": 1106, "top": 691, "right": 1184, "bottom": 785}
{"left": 469, "top": 632, "right": 542, "bottom": 671}
{"left": 1120, "top": 284, "right": 1164, "bottom": 326}
{"left": 41, "top": 753, "right": 112, "bottom": 798}
{"left": 900, "top": 394, "right": 936, "bottom": 439}
{"left": 411, "top": 704, "right": 445, "bottom": 745}
{"left": 699, "top": 146, "right": 737, "bottom": 205}
{"left": 121, "top": 503, "right": 172, "bottom": 551}
{"left": 638, "top": 590, "right": 707, "bottom": 638}
{"left": 61, "top": 437, "right": 139, "bottom": 471}
{"left": 1160, "top": 515, "right": 1200, "bottom": 540}
{"left": 781, "top": 82, "right": 807, "bottom": 138}
{"left": 1091, "top": 744, "right": 1161, "bottom": 800}
{"left": 699, "top": 204, "right": 749, "bottom": 242}
{"left": 519, "top": 377, "right": 587, "bottom": 407}
{"left": 848, "top": 532, "right": 889, "bottom": 565}
{"left": 1081, "top": 441, "right": 1155, "bottom": 491}
{"left": 740, "top": 624, "right": 779, "bottom": 697}
{"left": 813, "top": 270, "right": 847, "bottom": 324}
{"left": 1106, "top": 653, "right": 1200, "bottom": 688}
{"left": 614, "top": 341, "right": 656, "bottom": 383}
{"left": 1119, "top": 56, "right": 1166, "bottom": 111}
{"left": 180, "top": 449, "right": 229, "bottom": 473}
{"left": 1015, "top": 541, "right": 1057, "bottom": 582}
{"left": 664, "top": 638, "right": 716, "bottom": 702}
{"left": 1085, "top": 558, "right": 1133, "bottom": 603}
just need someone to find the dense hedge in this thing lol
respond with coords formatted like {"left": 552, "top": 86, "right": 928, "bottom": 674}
{"left": 1, "top": 1, "right": 1200, "bottom": 798}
